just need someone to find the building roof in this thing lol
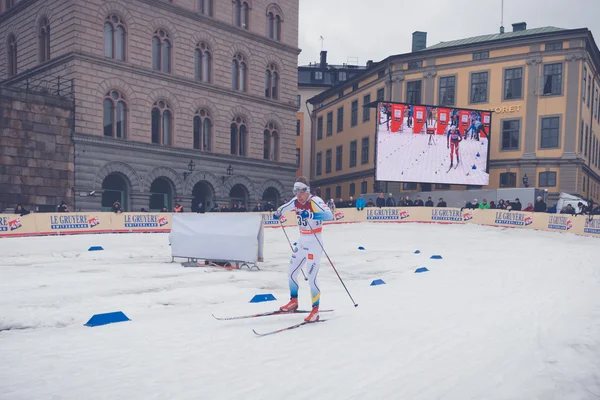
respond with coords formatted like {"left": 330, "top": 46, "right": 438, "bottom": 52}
{"left": 424, "top": 26, "right": 566, "bottom": 50}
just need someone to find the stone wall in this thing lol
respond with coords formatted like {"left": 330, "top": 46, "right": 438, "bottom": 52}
{"left": 0, "top": 86, "right": 74, "bottom": 212}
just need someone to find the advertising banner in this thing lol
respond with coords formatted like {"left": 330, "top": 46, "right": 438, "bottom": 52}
{"left": 391, "top": 103, "right": 405, "bottom": 133}
{"left": 112, "top": 213, "right": 171, "bottom": 233}
{"left": 436, "top": 108, "right": 450, "bottom": 135}
{"left": 412, "top": 106, "right": 427, "bottom": 134}
{"left": 0, "top": 214, "right": 38, "bottom": 237}
{"left": 36, "top": 213, "right": 113, "bottom": 235}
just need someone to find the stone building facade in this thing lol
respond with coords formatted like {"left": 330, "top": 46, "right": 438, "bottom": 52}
{"left": 0, "top": 84, "right": 74, "bottom": 212}
{"left": 0, "top": 0, "right": 299, "bottom": 212}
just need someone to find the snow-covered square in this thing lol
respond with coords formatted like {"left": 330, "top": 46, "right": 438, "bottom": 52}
{"left": 1, "top": 223, "right": 599, "bottom": 400}
{"left": 376, "top": 111, "right": 490, "bottom": 186}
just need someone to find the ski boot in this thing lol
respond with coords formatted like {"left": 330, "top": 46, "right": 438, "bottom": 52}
{"left": 279, "top": 297, "right": 298, "bottom": 312}
{"left": 304, "top": 305, "right": 320, "bottom": 322}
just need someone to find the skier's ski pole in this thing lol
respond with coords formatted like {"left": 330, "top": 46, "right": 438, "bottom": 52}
{"left": 306, "top": 219, "right": 358, "bottom": 308}
{"left": 278, "top": 218, "right": 308, "bottom": 281}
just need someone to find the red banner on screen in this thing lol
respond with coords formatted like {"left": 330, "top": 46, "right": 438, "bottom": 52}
{"left": 390, "top": 104, "right": 405, "bottom": 133}
{"left": 436, "top": 108, "right": 450, "bottom": 135}
{"left": 412, "top": 106, "right": 426, "bottom": 134}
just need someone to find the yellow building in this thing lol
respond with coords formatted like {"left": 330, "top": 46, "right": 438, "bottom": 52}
{"left": 307, "top": 23, "right": 600, "bottom": 204}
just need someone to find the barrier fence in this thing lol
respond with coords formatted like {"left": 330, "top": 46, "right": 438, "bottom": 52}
{"left": 1, "top": 208, "right": 599, "bottom": 239}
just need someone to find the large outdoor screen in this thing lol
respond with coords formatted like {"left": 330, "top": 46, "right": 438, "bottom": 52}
{"left": 375, "top": 101, "right": 492, "bottom": 186}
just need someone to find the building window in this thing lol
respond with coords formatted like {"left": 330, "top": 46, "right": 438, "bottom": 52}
{"left": 325, "top": 188, "right": 331, "bottom": 201}
{"left": 585, "top": 125, "right": 589, "bottom": 156}
{"left": 435, "top": 184, "right": 450, "bottom": 189}
{"left": 403, "top": 182, "right": 417, "bottom": 190}
{"left": 499, "top": 172, "right": 517, "bottom": 188}
{"left": 267, "top": 5, "right": 282, "bottom": 41}
{"left": 152, "top": 29, "right": 171, "bottom": 73}
{"left": 406, "top": 80, "right": 422, "bottom": 104}
{"left": 151, "top": 100, "right": 172, "bottom": 145}
{"left": 194, "top": 42, "right": 212, "bottom": 83}
{"left": 314, "top": 71, "right": 323, "bottom": 80}
{"left": 352, "top": 83, "right": 359, "bottom": 91}
{"left": 38, "top": 17, "right": 50, "bottom": 63}
{"left": 198, "top": 0, "right": 212, "bottom": 16}
{"left": 473, "top": 51, "right": 489, "bottom": 60}
{"left": 232, "top": 53, "right": 247, "bottom": 92}
{"left": 545, "top": 42, "right": 563, "bottom": 51}
{"left": 595, "top": 86, "right": 599, "bottom": 119}
{"left": 296, "top": 148, "right": 300, "bottom": 166}
{"left": 501, "top": 120, "right": 520, "bottom": 150}
{"left": 325, "top": 149, "right": 332, "bottom": 173}
{"left": 407, "top": 60, "right": 422, "bottom": 69}
{"left": 296, "top": 119, "right": 300, "bottom": 136}
{"left": 376, "top": 88, "right": 384, "bottom": 101}
{"left": 542, "top": 63, "right": 562, "bottom": 96}
{"left": 265, "top": 63, "right": 279, "bottom": 99}
{"left": 104, "top": 15, "right": 126, "bottom": 61}
{"left": 338, "top": 71, "right": 347, "bottom": 81}
{"left": 326, "top": 112, "right": 333, "bottom": 136}
{"left": 317, "top": 116, "right": 323, "bottom": 140}
{"left": 335, "top": 186, "right": 342, "bottom": 199}
{"left": 538, "top": 171, "right": 557, "bottom": 187}
{"left": 336, "top": 145, "right": 343, "bottom": 171}
{"left": 5, "top": 0, "right": 14, "bottom": 9}
{"left": 7, "top": 34, "right": 16, "bottom": 77}
{"left": 351, "top": 100, "right": 358, "bottom": 127}
{"left": 587, "top": 72, "right": 592, "bottom": 108}
{"left": 263, "top": 122, "right": 279, "bottom": 161}
{"left": 363, "top": 94, "right": 371, "bottom": 122}
{"left": 361, "top": 181, "right": 367, "bottom": 194}
{"left": 297, "top": 94, "right": 301, "bottom": 106}
{"left": 193, "top": 108, "right": 212, "bottom": 151}
{"left": 349, "top": 183, "right": 355, "bottom": 197}
{"left": 540, "top": 116, "right": 560, "bottom": 149}
{"left": 103, "top": 90, "right": 127, "bottom": 138}
{"left": 349, "top": 140, "right": 357, "bottom": 167}
{"left": 316, "top": 152, "right": 322, "bottom": 176}
{"left": 438, "top": 76, "right": 455, "bottom": 106}
{"left": 470, "top": 71, "right": 488, "bottom": 103}
{"left": 337, "top": 107, "right": 344, "bottom": 132}
{"left": 230, "top": 116, "right": 248, "bottom": 156}
{"left": 361, "top": 137, "right": 369, "bottom": 164}
{"left": 583, "top": 67, "right": 587, "bottom": 102}
{"left": 504, "top": 67, "right": 522, "bottom": 100}
{"left": 338, "top": 90, "right": 344, "bottom": 99}
{"left": 580, "top": 120, "right": 584, "bottom": 153}
{"left": 234, "top": 0, "right": 249, "bottom": 29}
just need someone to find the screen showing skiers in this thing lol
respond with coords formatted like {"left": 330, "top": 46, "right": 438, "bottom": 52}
{"left": 375, "top": 101, "right": 491, "bottom": 186}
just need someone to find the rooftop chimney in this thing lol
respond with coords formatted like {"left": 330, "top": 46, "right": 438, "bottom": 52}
{"left": 512, "top": 22, "right": 527, "bottom": 32}
{"left": 412, "top": 31, "right": 427, "bottom": 52}
{"left": 500, "top": 26, "right": 505, "bottom": 34}
{"left": 366, "top": 60, "right": 373, "bottom": 68}
{"left": 320, "top": 51, "right": 327, "bottom": 68}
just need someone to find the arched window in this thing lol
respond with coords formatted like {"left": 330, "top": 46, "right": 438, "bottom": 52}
{"left": 264, "top": 63, "right": 278, "bottom": 99}
{"left": 104, "top": 15, "right": 126, "bottom": 61}
{"left": 198, "top": 0, "right": 212, "bottom": 16}
{"left": 230, "top": 116, "right": 247, "bottom": 156}
{"left": 5, "top": 0, "right": 15, "bottom": 10}
{"left": 263, "top": 122, "right": 279, "bottom": 161}
{"left": 194, "top": 42, "right": 211, "bottom": 83}
{"left": 233, "top": 0, "right": 249, "bottom": 29}
{"left": 152, "top": 29, "right": 171, "bottom": 73}
{"left": 232, "top": 53, "right": 247, "bottom": 92}
{"left": 193, "top": 108, "right": 212, "bottom": 151}
{"left": 151, "top": 100, "right": 172, "bottom": 145}
{"left": 267, "top": 7, "right": 282, "bottom": 41}
{"left": 7, "top": 34, "right": 17, "bottom": 77}
{"left": 39, "top": 17, "right": 50, "bottom": 63}
{"left": 103, "top": 90, "right": 127, "bottom": 138}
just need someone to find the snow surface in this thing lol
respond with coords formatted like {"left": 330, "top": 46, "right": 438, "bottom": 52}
{"left": 376, "top": 113, "right": 490, "bottom": 185}
{"left": 1, "top": 223, "right": 600, "bottom": 400}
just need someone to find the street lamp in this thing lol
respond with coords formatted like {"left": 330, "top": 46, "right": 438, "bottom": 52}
{"left": 183, "top": 160, "right": 195, "bottom": 180}
{"left": 522, "top": 174, "right": 529, "bottom": 188}
{"left": 222, "top": 164, "right": 233, "bottom": 184}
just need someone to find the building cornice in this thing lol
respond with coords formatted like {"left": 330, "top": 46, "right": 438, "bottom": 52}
{"left": 73, "top": 134, "right": 299, "bottom": 173}
{"left": 137, "top": 0, "right": 301, "bottom": 55}
{"left": 1, "top": 51, "right": 300, "bottom": 112}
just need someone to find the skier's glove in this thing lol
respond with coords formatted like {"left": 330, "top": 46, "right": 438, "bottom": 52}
{"left": 300, "top": 210, "right": 310, "bottom": 220}
{"left": 272, "top": 211, "right": 282, "bottom": 220}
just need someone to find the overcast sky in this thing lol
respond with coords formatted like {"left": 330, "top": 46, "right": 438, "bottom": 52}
{"left": 298, "top": 0, "right": 600, "bottom": 66}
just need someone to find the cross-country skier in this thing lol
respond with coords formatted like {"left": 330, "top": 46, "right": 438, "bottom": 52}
{"left": 447, "top": 126, "right": 462, "bottom": 167}
{"left": 273, "top": 176, "right": 334, "bottom": 322}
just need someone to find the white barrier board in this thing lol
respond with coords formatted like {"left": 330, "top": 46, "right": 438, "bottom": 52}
{"left": 169, "top": 213, "right": 264, "bottom": 263}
